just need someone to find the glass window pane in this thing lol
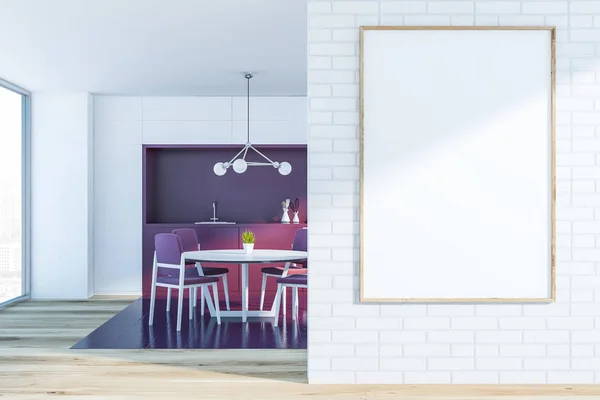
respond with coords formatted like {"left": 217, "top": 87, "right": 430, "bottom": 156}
{"left": 0, "top": 86, "right": 23, "bottom": 303}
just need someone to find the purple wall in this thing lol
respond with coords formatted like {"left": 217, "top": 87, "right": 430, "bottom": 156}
{"left": 144, "top": 146, "right": 307, "bottom": 224}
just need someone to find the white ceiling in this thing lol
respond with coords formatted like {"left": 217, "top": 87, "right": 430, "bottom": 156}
{"left": 0, "top": 0, "right": 307, "bottom": 96}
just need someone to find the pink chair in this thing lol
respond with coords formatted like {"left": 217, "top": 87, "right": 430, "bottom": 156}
{"left": 273, "top": 274, "right": 307, "bottom": 327}
{"left": 172, "top": 228, "right": 231, "bottom": 313}
{"left": 260, "top": 228, "right": 307, "bottom": 316}
{"left": 149, "top": 233, "right": 221, "bottom": 331}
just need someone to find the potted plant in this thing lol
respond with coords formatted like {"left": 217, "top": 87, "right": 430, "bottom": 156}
{"left": 241, "top": 230, "right": 255, "bottom": 254}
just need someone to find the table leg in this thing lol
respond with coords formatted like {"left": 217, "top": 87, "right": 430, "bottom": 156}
{"left": 242, "top": 263, "right": 248, "bottom": 322}
{"left": 245, "top": 267, "right": 249, "bottom": 315}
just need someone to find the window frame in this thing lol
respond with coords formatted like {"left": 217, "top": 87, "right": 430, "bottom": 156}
{"left": 0, "top": 78, "right": 31, "bottom": 309}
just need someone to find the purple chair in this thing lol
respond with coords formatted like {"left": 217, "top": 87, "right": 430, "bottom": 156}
{"left": 260, "top": 228, "right": 307, "bottom": 316}
{"left": 149, "top": 233, "right": 221, "bottom": 331}
{"left": 172, "top": 228, "right": 231, "bottom": 313}
{"left": 273, "top": 274, "right": 307, "bottom": 327}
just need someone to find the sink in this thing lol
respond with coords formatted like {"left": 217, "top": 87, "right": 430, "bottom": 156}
{"left": 194, "top": 221, "right": 236, "bottom": 224}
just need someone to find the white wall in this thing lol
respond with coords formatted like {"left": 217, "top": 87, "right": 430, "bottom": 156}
{"left": 87, "top": 95, "right": 94, "bottom": 298}
{"left": 308, "top": 0, "right": 600, "bottom": 384}
{"left": 93, "top": 97, "right": 143, "bottom": 295}
{"left": 31, "top": 93, "right": 94, "bottom": 299}
{"left": 93, "top": 96, "right": 307, "bottom": 295}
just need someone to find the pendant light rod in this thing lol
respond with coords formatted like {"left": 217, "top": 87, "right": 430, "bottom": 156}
{"left": 227, "top": 145, "right": 247, "bottom": 165}
{"left": 251, "top": 145, "right": 275, "bottom": 164}
{"left": 245, "top": 72, "right": 252, "bottom": 144}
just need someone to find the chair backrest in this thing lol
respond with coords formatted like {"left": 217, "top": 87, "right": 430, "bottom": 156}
{"left": 291, "top": 228, "right": 308, "bottom": 268}
{"left": 172, "top": 228, "right": 199, "bottom": 251}
{"left": 292, "top": 228, "right": 307, "bottom": 252}
{"left": 155, "top": 234, "right": 183, "bottom": 276}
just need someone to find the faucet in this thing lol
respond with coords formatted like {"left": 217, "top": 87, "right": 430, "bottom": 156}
{"left": 210, "top": 201, "right": 219, "bottom": 222}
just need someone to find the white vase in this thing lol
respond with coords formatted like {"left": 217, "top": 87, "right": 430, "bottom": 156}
{"left": 243, "top": 243, "right": 254, "bottom": 254}
{"left": 292, "top": 212, "right": 300, "bottom": 224}
{"left": 281, "top": 208, "right": 290, "bottom": 224}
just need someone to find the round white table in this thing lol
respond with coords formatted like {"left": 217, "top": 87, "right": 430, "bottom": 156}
{"left": 183, "top": 249, "right": 308, "bottom": 322}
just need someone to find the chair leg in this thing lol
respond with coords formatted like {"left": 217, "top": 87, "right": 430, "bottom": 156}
{"left": 292, "top": 286, "right": 297, "bottom": 321}
{"left": 193, "top": 287, "right": 198, "bottom": 307}
{"left": 273, "top": 284, "right": 283, "bottom": 327}
{"left": 282, "top": 286, "right": 287, "bottom": 317}
{"left": 200, "top": 286, "right": 205, "bottom": 316}
{"left": 222, "top": 274, "right": 231, "bottom": 311}
{"left": 189, "top": 288, "right": 193, "bottom": 319}
{"left": 203, "top": 285, "right": 216, "bottom": 317}
{"left": 166, "top": 287, "right": 172, "bottom": 312}
{"left": 212, "top": 282, "right": 221, "bottom": 325}
{"left": 176, "top": 287, "right": 184, "bottom": 331}
{"left": 259, "top": 273, "right": 267, "bottom": 311}
{"left": 149, "top": 276, "right": 157, "bottom": 326}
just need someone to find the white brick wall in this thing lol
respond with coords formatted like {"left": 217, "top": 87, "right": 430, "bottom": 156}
{"left": 308, "top": 0, "right": 600, "bottom": 384}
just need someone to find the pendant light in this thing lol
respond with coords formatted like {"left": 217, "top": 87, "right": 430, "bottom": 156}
{"left": 213, "top": 73, "right": 292, "bottom": 176}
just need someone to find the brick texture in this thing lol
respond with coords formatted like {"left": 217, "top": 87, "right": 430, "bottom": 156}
{"left": 308, "top": 0, "right": 600, "bottom": 384}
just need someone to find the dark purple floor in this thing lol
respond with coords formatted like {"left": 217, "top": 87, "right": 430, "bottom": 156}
{"left": 71, "top": 298, "right": 307, "bottom": 349}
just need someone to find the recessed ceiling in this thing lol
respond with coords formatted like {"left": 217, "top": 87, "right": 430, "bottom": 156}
{"left": 0, "top": 0, "right": 307, "bottom": 96}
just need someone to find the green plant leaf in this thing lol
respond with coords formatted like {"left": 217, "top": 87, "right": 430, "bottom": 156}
{"left": 241, "top": 230, "right": 255, "bottom": 244}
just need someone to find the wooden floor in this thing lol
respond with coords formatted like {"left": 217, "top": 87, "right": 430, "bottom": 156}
{"left": 1, "top": 299, "right": 599, "bottom": 399}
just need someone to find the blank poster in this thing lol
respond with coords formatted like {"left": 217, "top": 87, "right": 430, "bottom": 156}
{"left": 360, "top": 27, "right": 555, "bottom": 302}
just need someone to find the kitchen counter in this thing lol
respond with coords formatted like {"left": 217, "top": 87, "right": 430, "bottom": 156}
{"left": 145, "top": 222, "right": 307, "bottom": 228}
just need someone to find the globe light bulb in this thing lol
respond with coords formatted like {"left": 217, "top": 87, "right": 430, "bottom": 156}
{"left": 278, "top": 161, "right": 292, "bottom": 176}
{"left": 213, "top": 162, "right": 227, "bottom": 176}
{"left": 233, "top": 159, "right": 248, "bottom": 174}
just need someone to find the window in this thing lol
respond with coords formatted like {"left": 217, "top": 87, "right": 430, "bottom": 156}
{"left": 0, "top": 79, "right": 29, "bottom": 306}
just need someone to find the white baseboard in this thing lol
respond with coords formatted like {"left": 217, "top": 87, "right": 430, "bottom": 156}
{"left": 90, "top": 292, "right": 141, "bottom": 299}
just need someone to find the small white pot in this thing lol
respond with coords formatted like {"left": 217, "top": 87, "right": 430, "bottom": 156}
{"left": 243, "top": 243, "right": 254, "bottom": 254}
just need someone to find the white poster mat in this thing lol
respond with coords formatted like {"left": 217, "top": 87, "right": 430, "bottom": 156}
{"left": 360, "top": 28, "right": 555, "bottom": 302}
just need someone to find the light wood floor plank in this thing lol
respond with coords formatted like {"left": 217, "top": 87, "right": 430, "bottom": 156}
{"left": 0, "top": 299, "right": 599, "bottom": 398}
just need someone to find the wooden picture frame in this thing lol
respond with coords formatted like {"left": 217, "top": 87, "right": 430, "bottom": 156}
{"left": 359, "top": 26, "right": 556, "bottom": 303}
